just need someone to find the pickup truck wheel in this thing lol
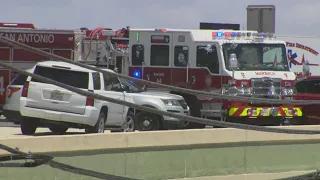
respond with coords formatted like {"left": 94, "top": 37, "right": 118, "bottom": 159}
{"left": 20, "top": 117, "right": 38, "bottom": 135}
{"left": 135, "top": 112, "right": 160, "bottom": 131}
{"left": 123, "top": 111, "right": 135, "bottom": 132}
{"left": 87, "top": 112, "right": 106, "bottom": 133}
{"left": 49, "top": 125, "right": 68, "bottom": 134}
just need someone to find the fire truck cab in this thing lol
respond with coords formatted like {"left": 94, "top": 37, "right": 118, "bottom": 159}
{"left": 123, "top": 28, "right": 303, "bottom": 127}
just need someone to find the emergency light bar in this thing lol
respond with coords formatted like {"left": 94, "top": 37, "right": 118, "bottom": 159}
{"left": 212, "top": 31, "right": 276, "bottom": 40}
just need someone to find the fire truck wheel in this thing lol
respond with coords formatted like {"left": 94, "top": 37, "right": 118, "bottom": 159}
{"left": 20, "top": 117, "right": 39, "bottom": 135}
{"left": 135, "top": 111, "right": 161, "bottom": 131}
{"left": 48, "top": 125, "right": 68, "bottom": 134}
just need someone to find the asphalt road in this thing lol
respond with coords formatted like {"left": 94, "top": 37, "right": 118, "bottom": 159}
{"left": 0, "top": 119, "right": 214, "bottom": 138}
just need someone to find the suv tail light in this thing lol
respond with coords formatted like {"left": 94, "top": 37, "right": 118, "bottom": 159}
{"left": 86, "top": 90, "right": 94, "bottom": 106}
{"left": 86, "top": 97, "right": 94, "bottom": 106}
{"left": 21, "top": 82, "right": 30, "bottom": 97}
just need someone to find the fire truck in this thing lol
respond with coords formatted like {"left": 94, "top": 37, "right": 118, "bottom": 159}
{"left": 80, "top": 27, "right": 303, "bottom": 128}
{"left": 0, "top": 23, "right": 303, "bottom": 128}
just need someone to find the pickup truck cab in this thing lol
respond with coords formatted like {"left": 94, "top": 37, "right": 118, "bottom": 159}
{"left": 295, "top": 76, "right": 320, "bottom": 124}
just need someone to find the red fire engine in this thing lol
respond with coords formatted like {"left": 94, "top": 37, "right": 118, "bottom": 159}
{"left": 0, "top": 23, "right": 303, "bottom": 128}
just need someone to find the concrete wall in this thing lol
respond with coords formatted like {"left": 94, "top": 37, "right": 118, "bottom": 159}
{"left": 1, "top": 126, "right": 320, "bottom": 180}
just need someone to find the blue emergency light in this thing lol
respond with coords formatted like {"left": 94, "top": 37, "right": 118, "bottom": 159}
{"left": 133, "top": 70, "right": 141, "bottom": 78}
{"left": 217, "top": 32, "right": 223, "bottom": 37}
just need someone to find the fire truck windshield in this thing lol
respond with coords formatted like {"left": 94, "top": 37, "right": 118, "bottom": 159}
{"left": 222, "top": 43, "right": 290, "bottom": 71}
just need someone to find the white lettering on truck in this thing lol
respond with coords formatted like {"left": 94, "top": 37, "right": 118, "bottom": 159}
{"left": 0, "top": 33, "right": 55, "bottom": 44}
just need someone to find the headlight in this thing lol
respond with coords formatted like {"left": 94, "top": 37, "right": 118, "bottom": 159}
{"left": 228, "top": 87, "right": 252, "bottom": 96}
{"left": 161, "top": 99, "right": 180, "bottom": 106}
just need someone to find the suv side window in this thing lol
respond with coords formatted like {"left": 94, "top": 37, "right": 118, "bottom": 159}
{"left": 104, "top": 75, "right": 122, "bottom": 91}
{"left": 92, "top": 72, "right": 101, "bottom": 90}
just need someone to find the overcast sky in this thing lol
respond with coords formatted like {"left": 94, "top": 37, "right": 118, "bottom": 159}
{"left": 1, "top": 0, "right": 319, "bottom": 36}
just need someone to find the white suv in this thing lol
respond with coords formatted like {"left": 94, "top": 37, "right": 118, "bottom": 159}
{"left": 20, "top": 61, "right": 189, "bottom": 135}
{"left": 19, "top": 61, "right": 126, "bottom": 135}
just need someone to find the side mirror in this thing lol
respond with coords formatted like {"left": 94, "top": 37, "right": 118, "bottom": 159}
{"left": 122, "top": 85, "right": 131, "bottom": 92}
{"left": 228, "top": 53, "right": 239, "bottom": 70}
{"left": 302, "top": 60, "right": 310, "bottom": 76}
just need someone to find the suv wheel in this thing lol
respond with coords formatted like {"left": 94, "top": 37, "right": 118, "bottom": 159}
{"left": 87, "top": 112, "right": 106, "bottom": 133}
{"left": 20, "top": 117, "right": 38, "bottom": 135}
{"left": 135, "top": 112, "right": 160, "bottom": 131}
{"left": 49, "top": 125, "right": 68, "bottom": 134}
{"left": 123, "top": 111, "right": 135, "bottom": 132}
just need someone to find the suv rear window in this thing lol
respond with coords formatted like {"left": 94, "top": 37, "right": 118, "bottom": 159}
{"left": 31, "top": 66, "right": 89, "bottom": 89}
{"left": 10, "top": 74, "right": 28, "bottom": 85}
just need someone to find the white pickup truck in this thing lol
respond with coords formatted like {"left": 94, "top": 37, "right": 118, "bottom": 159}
{"left": 19, "top": 61, "right": 189, "bottom": 135}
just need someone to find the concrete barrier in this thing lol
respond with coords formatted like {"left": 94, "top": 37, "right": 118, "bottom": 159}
{"left": 1, "top": 125, "right": 320, "bottom": 180}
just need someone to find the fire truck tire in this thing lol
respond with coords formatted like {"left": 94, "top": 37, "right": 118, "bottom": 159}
{"left": 20, "top": 117, "right": 39, "bottom": 135}
{"left": 135, "top": 111, "right": 161, "bottom": 131}
{"left": 48, "top": 125, "right": 68, "bottom": 134}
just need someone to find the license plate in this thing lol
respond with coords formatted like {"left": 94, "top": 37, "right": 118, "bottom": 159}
{"left": 261, "top": 109, "right": 269, "bottom": 115}
{"left": 50, "top": 92, "right": 63, "bottom": 101}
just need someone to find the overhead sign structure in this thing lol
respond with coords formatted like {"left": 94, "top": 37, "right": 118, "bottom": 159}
{"left": 247, "top": 5, "right": 275, "bottom": 33}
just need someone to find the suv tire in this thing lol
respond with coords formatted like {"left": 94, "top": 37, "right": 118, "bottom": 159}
{"left": 49, "top": 125, "right": 68, "bottom": 134}
{"left": 86, "top": 112, "right": 106, "bottom": 133}
{"left": 135, "top": 111, "right": 161, "bottom": 131}
{"left": 20, "top": 117, "right": 38, "bottom": 135}
{"left": 123, "top": 111, "right": 135, "bottom": 132}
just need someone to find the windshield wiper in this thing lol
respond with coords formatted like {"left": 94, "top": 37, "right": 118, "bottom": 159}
{"left": 0, "top": 144, "right": 140, "bottom": 180}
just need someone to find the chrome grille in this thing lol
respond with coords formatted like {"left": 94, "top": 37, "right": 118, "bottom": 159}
{"left": 251, "top": 78, "right": 281, "bottom": 97}
{"left": 178, "top": 100, "right": 188, "bottom": 110}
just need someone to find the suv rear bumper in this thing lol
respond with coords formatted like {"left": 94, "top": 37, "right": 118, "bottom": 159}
{"left": 20, "top": 100, "right": 100, "bottom": 127}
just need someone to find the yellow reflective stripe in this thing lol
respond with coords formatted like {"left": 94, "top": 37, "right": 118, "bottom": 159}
{"left": 240, "top": 108, "right": 250, "bottom": 116}
{"left": 293, "top": 108, "right": 303, "bottom": 116}
{"left": 229, "top": 107, "right": 303, "bottom": 117}
{"left": 229, "top": 108, "right": 238, "bottom": 116}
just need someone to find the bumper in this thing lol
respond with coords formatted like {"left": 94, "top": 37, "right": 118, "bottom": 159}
{"left": 163, "top": 106, "right": 190, "bottom": 126}
{"left": 163, "top": 106, "right": 190, "bottom": 123}
{"left": 228, "top": 107, "right": 302, "bottom": 117}
{"left": 20, "top": 100, "right": 100, "bottom": 127}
